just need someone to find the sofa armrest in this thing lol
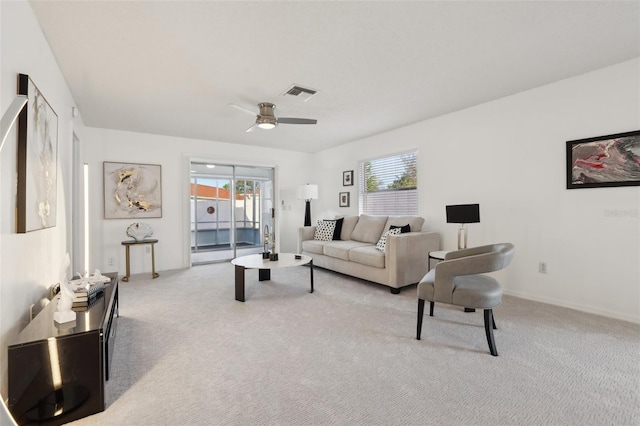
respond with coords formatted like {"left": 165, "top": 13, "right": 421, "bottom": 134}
{"left": 386, "top": 231, "right": 440, "bottom": 287}
{"left": 298, "top": 226, "right": 316, "bottom": 253}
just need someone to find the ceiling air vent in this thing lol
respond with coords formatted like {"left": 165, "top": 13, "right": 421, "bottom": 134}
{"left": 282, "top": 84, "right": 318, "bottom": 102}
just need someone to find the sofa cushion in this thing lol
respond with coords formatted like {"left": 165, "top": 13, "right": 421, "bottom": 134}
{"left": 375, "top": 228, "right": 402, "bottom": 252}
{"left": 349, "top": 245, "right": 385, "bottom": 268}
{"left": 323, "top": 240, "right": 370, "bottom": 261}
{"left": 350, "top": 215, "right": 388, "bottom": 244}
{"left": 384, "top": 216, "right": 425, "bottom": 233}
{"left": 336, "top": 215, "right": 359, "bottom": 240}
{"left": 314, "top": 220, "right": 336, "bottom": 241}
{"left": 301, "top": 239, "right": 329, "bottom": 255}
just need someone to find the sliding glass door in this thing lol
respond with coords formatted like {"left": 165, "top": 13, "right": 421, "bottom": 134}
{"left": 190, "top": 162, "right": 274, "bottom": 264}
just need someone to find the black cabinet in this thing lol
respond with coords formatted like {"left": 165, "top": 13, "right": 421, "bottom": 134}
{"left": 8, "top": 273, "right": 119, "bottom": 425}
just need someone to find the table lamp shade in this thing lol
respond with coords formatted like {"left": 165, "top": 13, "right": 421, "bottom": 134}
{"left": 298, "top": 184, "right": 318, "bottom": 201}
{"left": 446, "top": 204, "right": 480, "bottom": 224}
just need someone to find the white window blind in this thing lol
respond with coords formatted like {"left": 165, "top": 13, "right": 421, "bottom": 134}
{"left": 358, "top": 152, "right": 418, "bottom": 216}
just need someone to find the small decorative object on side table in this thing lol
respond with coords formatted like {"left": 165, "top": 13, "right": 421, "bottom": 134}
{"left": 126, "top": 222, "right": 154, "bottom": 241}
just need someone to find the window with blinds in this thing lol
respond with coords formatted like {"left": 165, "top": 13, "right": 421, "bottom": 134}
{"left": 358, "top": 151, "right": 418, "bottom": 216}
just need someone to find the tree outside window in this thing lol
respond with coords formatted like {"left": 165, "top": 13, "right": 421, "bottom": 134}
{"left": 359, "top": 152, "right": 418, "bottom": 216}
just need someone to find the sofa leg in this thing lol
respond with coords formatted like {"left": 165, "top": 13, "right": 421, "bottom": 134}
{"left": 390, "top": 287, "right": 401, "bottom": 294}
{"left": 417, "top": 299, "right": 425, "bottom": 340}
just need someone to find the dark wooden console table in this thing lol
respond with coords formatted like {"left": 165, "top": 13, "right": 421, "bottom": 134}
{"left": 8, "top": 273, "right": 119, "bottom": 425}
{"left": 121, "top": 239, "right": 159, "bottom": 282}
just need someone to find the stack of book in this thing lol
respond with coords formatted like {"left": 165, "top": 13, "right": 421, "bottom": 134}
{"left": 72, "top": 282, "right": 105, "bottom": 311}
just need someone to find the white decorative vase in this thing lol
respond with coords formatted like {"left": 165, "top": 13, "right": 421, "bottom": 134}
{"left": 126, "top": 222, "right": 153, "bottom": 241}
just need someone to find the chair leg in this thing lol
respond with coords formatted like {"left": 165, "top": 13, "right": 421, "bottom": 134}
{"left": 417, "top": 299, "right": 425, "bottom": 340}
{"left": 429, "top": 301, "right": 434, "bottom": 317}
{"left": 492, "top": 311, "right": 497, "bottom": 330}
{"left": 484, "top": 309, "right": 498, "bottom": 356}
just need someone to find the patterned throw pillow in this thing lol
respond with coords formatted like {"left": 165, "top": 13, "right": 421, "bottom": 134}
{"left": 375, "top": 227, "right": 402, "bottom": 252}
{"left": 390, "top": 224, "right": 411, "bottom": 233}
{"left": 314, "top": 220, "right": 337, "bottom": 241}
{"left": 315, "top": 218, "right": 344, "bottom": 240}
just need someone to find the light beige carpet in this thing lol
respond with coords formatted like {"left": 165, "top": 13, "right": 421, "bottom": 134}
{"left": 70, "top": 262, "right": 639, "bottom": 425}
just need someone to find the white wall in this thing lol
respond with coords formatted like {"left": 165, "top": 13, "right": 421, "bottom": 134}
{"left": 82, "top": 127, "right": 313, "bottom": 275}
{"left": 0, "top": 2, "right": 638, "bottom": 415}
{"left": 0, "top": 0, "right": 84, "bottom": 400}
{"left": 312, "top": 58, "right": 640, "bottom": 323}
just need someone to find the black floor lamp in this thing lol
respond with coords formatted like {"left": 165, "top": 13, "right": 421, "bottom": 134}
{"left": 446, "top": 204, "right": 480, "bottom": 249}
{"left": 298, "top": 184, "right": 318, "bottom": 226}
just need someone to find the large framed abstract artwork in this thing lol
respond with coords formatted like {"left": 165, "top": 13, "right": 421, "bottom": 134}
{"left": 566, "top": 130, "right": 640, "bottom": 189}
{"left": 17, "top": 74, "right": 58, "bottom": 233}
{"left": 104, "top": 162, "right": 162, "bottom": 219}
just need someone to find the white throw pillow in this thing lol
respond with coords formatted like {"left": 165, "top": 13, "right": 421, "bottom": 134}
{"left": 313, "top": 220, "right": 337, "bottom": 241}
{"left": 375, "top": 228, "right": 402, "bottom": 252}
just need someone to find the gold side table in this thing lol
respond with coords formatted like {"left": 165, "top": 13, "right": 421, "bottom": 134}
{"left": 121, "top": 239, "right": 160, "bottom": 282}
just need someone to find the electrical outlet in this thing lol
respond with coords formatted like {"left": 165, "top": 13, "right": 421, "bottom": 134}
{"left": 538, "top": 262, "right": 547, "bottom": 274}
{"left": 107, "top": 257, "right": 115, "bottom": 267}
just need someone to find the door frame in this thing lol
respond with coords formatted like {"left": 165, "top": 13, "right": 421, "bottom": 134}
{"left": 182, "top": 154, "right": 279, "bottom": 267}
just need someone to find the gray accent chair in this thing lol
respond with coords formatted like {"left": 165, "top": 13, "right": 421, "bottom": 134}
{"left": 416, "top": 243, "right": 515, "bottom": 356}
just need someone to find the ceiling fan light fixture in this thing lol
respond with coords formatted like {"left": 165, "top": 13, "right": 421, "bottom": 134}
{"left": 256, "top": 115, "right": 277, "bottom": 129}
{"left": 231, "top": 101, "right": 316, "bottom": 132}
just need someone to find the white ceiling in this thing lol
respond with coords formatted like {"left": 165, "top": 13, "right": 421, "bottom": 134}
{"left": 29, "top": 1, "right": 640, "bottom": 153}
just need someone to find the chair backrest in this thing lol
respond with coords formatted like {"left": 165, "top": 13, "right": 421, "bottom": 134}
{"left": 448, "top": 243, "right": 515, "bottom": 275}
{"left": 478, "top": 243, "right": 515, "bottom": 273}
{"left": 433, "top": 243, "right": 515, "bottom": 303}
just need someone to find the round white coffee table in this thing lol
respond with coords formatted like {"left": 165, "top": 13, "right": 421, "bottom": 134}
{"left": 231, "top": 253, "right": 313, "bottom": 302}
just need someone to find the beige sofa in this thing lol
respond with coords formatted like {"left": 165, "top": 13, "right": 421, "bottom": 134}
{"left": 299, "top": 215, "right": 440, "bottom": 293}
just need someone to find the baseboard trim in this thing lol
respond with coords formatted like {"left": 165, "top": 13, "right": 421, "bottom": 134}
{"left": 503, "top": 289, "right": 640, "bottom": 324}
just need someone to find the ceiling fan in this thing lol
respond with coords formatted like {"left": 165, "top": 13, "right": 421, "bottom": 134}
{"left": 229, "top": 102, "right": 317, "bottom": 132}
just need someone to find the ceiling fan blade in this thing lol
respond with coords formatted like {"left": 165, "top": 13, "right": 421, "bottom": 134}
{"left": 245, "top": 123, "right": 258, "bottom": 133}
{"left": 278, "top": 117, "right": 317, "bottom": 125}
{"left": 229, "top": 103, "right": 257, "bottom": 116}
